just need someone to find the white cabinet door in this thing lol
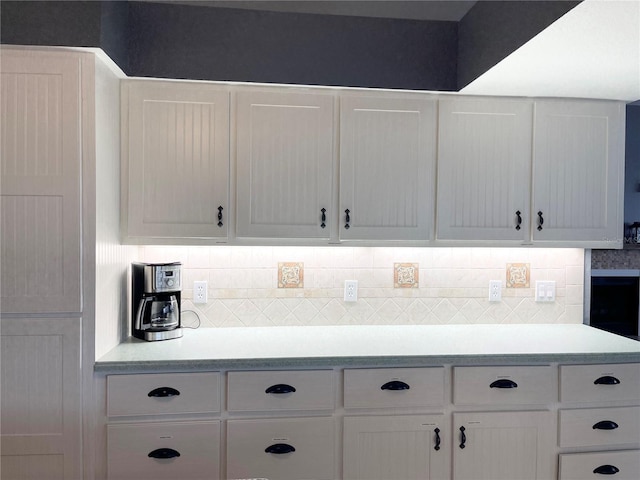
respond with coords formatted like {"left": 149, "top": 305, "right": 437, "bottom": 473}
{"left": 340, "top": 95, "right": 436, "bottom": 241}
{"left": 0, "top": 49, "right": 82, "bottom": 313}
{"left": 343, "top": 415, "right": 449, "bottom": 480}
{"left": 437, "top": 97, "right": 532, "bottom": 242}
{"left": 236, "top": 90, "right": 334, "bottom": 239}
{"left": 1, "top": 318, "right": 82, "bottom": 480}
{"left": 532, "top": 100, "right": 624, "bottom": 246}
{"left": 123, "top": 81, "right": 229, "bottom": 241}
{"left": 227, "top": 417, "right": 335, "bottom": 480}
{"left": 453, "top": 411, "right": 554, "bottom": 480}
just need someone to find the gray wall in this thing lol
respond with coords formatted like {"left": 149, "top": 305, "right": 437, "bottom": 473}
{"left": 457, "top": 0, "right": 580, "bottom": 89}
{"left": 625, "top": 105, "right": 640, "bottom": 228}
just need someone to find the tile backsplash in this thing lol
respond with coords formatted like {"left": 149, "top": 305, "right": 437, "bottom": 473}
{"left": 140, "top": 246, "right": 585, "bottom": 328}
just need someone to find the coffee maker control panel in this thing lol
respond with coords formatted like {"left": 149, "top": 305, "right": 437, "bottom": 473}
{"left": 143, "top": 263, "right": 182, "bottom": 293}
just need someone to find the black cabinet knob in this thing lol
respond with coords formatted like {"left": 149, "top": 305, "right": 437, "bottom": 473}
{"left": 380, "top": 380, "right": 410, "bottom": 391}
{"left": 148, "top": 448, "right": 180, "bottom": 459}
{"left": 593, "top": 464, "right": 620, "bottom": 475}
{"left": 265, "top": 443, "right": 296, "bottom": 454}
{"left": 148, "top": 387, "right": 180, "bottom": 398}
{"left": 592, "top": 420, "right": 619, "bottom": 430}
{"left": 490, "top": 379, "right": 518, "bottom": 389}
{"left": 265, "top": 384, "right": 296, "bottom": 394}
{"left": 594, "top": 375, "right": 621, "bottom": 385}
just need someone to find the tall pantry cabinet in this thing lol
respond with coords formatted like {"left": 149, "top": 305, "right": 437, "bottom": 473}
{"left": 1, "top": 47, "right": 122, "bottom": 480}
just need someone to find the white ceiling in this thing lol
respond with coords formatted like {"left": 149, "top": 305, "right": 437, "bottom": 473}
{"left": 139, "top": 0, "right": 477, "bottom": 22}
{"left": 461, "top": 0, "right": 640, "bottom": 102}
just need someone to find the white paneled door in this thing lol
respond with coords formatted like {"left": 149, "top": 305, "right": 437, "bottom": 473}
{"left": 437, "top": 97, "right": 533, "bottom": 242}
{"left": 235, "top": 90, "right": 334, "bottom": 239}
{"left": 0, "top": 50, "right": 82, "bottom": 313}
{"left": 124, "top": 81, "right": 230, "bottom": 241}
{"left": 340, "top": 95, "right": 437, "bottom": 242}
{"left": 532, "top": 100, "right": 624, "bottom": 244}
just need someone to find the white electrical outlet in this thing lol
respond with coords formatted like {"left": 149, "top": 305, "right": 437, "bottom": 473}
{"left": 489, "top": 280, "right": 502, "bottom": 302}
{"left": 344, "top": 280, "right": 358, "bottom": 302}
{"left": 194, "top": 280, "right": 208, "bottom": 304}
{"left": 535, "top": 281, "right": 556, "bottom": 302}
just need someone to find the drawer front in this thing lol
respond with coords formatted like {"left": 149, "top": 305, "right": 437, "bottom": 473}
{"left": 453, "top": 365, "right": 556, "bottom": 405}
{"left": 344, "top": 367, "right": 444, "bottom": 409}
{"left": 227, "top": 417, "right": 335, "bottom": 480}
{"left": 560, "top": 363, "right": 640, "bottom": 403}
{"left": 107, "top": 421, "right": 221, "bottom": 480}
{"left": 227, "top": 370, "right": 334, "bottom": 412}
{"left": 559, "top": 406, "right": 640, "bottom": 447}
{"left": 107, "top": 372, "right": 220, "bottom": 416}
{"left": 559, "top": 450, "right": 640, "bottom": 480}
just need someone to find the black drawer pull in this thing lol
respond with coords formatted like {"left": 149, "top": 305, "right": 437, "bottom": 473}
{"left": 217, "top": 205, "right": 224, "bottom": 227}
{"left": 148, "top": 387, "right": 180, "bottom": 398}
{"left": 265, "top": 443, "right": 296, "bottom": 455}
{"left": 593, "top": 464, "right": 620, "bottom": 475}
{"left": 321, "top": 208, "right": 326, "bottom": 229}
{"left": 148, "top": 448, "right": 181, "bottom": 459}
{"left": 515, "top": 210, "right": 522, "bottom": 231}
{"left": 434, "top": 427, "right": 441, "bottom": 451}
{"left": 345, "top": 209, "right": 351, "bottom": 229}
{"left": 594, "top": 375, "right": 621, "bottom": 385}
{"left": 593, "top": 420, "right": 619, "bottom": 430}
{"left": 459, "top": 426, "right": 466, "bottom": 449}
{"left": 381, "top": 380, "right": 410, "bottom": 391}
{"left": 537, "top": 211, "right": 544, "bottom": 231}
{"left": 490, "top": 379, "right": 518, "bottom": 389}
{"left": 265, "top": 384, "right": 296, "bottom": 394}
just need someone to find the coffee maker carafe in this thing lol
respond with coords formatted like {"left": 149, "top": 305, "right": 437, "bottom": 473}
{"left": 132, "top": 262, "right": 183, "bottom": 341}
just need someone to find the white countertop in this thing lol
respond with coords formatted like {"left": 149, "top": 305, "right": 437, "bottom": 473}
{"left": 95, "top": 324, "right": 640, "bottom": 372}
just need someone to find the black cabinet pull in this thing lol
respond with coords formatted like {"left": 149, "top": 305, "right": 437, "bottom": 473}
{"left": 490, "top": 379, "right": 518, "bottom": 389}
{"left": 593, "top": 464, "right": 620, "bottom": 475}
{"left": 594, "top": 375, "right": 621, "bottom": 385}
{"left": 537, "top": 211, "right": 544, "bottom": 231}
{"left": 381, "top": 380, "right": 410, "bottom": 391}
{"left": 217, "top": 206, "right": 224, "bottom": 227}
{"left": 265, "top": 443, "right": 296, "bottom": 454}
{"left": 265, "top": 384, "right": 296, "bottom": 394}
{"left": 459, "top": 426, "right": 466, "bottom": 449}
{"left": 434, "top": 427, "right": 441, "bottom": 451}
{"left": 345, "top": 209, "right": 350, "bottom": 229}
{"left": 515, "top": 210, "right": 522, "bottom": 231}
{"left": 593, "top": 420, "right": 619, "bottom": 430}
{"left": 148, "top": 387, "right": 180, "bottom": 398}
{"left": 148, "top": 448, "right": 181, "bottom": 459}
{"left": 321, "top": 208, "right": 327, "bottom": 229}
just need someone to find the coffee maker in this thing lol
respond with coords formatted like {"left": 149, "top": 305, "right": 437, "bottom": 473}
{"left": 131, "top": 262, "right": 183, "bottom": 341}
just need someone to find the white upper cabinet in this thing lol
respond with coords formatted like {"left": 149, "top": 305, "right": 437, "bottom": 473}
{"left": 339, "top": 95, "right": 437, "bottom": 242}
{"left": 1, "top": 50, "right": 82, "bottom": 313}
{"left": 532, "top": 100, "right": 624, "bottom": 247}
{"left": 122, "top": 81, "right": 230, "bottom": 242}
{"left": 235, "top": 90, "right": 334, "bottom": 239}
{"left": 437, "top": 98, "right": 533, "bottom": 242}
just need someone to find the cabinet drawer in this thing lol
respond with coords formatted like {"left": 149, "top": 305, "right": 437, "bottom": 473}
{"left": 453, "top": 365, "right": 556, "bottom": 405}
{"left": 559, "top": 406, "right": 640, "bottom": 447}
{"left": 107, "top": 372, "right": 220, "bottom": 416}
{"left": 107, "top": 421, "right": 220, "bottom": 480}
{"left": 559, "top": 450, "right": 640, "bottom": 480}
{"left": 227, "top": 370, "right": 334, "bottom": 412}
{"left": 560, "top": 363, "right": 640, "bottom": 403}
{"left": 344, "top": 367, "right": 444, "bottom": 409}
{"left": 227, "top": 417, "right": 335, "bottom": 480}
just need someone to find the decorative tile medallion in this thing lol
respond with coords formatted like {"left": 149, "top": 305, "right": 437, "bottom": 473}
{"left": 278, "top": 262, "right": 304, "bottom": 288}
{"left": 394, "top": 263, "right": 419, "bottom": 288}
{"left": 506, "top": 263, "right": 530, "bottom": 288}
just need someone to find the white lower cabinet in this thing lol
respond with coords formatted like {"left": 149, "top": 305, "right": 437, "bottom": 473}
{"left": 226, "top": 417, "right": 335, "bottom": 480}
{"left": 452, "top": 410, "right": 554, "bottom": 480}
{"left": 343, "top": 415, "right": 449, "bottom": 480}
{"left": 107, "top": 421, "right": 221, "bottom": 480}
{"left": 558, "top": 450, "right": 640, "bottom": 480}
